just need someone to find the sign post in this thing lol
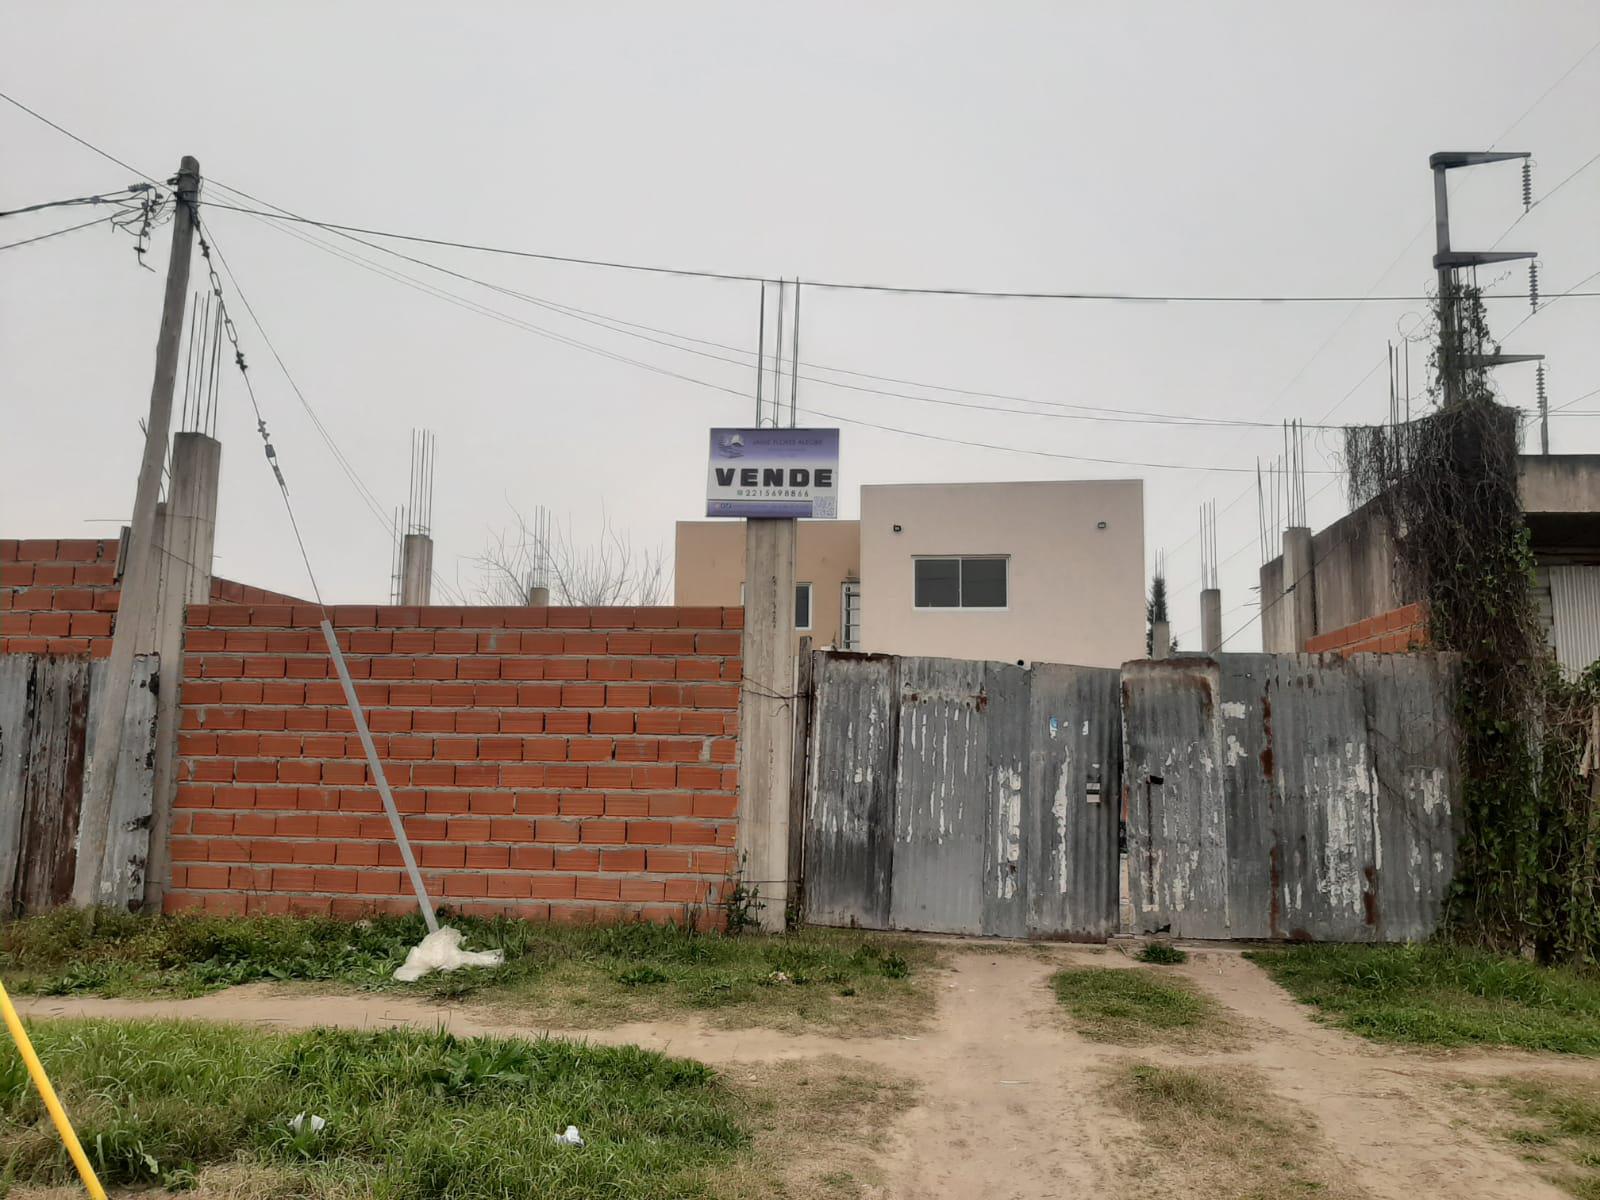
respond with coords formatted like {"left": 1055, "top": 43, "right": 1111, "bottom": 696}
{"left": 707, "top": 428, "right": 837, "bottom": 932}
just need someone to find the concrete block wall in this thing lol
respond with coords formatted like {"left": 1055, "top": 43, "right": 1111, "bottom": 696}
{"left": 1, "top": 538, "right": 303, "bottom": 657}
{"left": 167, "top": 603, "right": 743, "bottom": 925}
{"left": 1304, "top": 602, "right": 1428, "bottom": 656}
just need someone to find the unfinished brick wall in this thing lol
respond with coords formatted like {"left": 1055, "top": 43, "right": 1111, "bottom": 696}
{"left": 168, "top": 603, "right": 743, "bottom": 925}
{"left": 1, "top": 538, "right": 303, "bottom": 657}
{"left": 1304, "top": 602, "right": 1428, "bottom": 656}
{"left": 1, "top": 539, "right": 120, "bottom": 656}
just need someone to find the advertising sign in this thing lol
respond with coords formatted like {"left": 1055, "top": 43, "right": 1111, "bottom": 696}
{"left": 705, "top": 427, "right": 839, "bottom": 518}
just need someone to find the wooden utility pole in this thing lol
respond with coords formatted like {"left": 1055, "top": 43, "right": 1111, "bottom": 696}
{"left": 74, "top": 156, "right": 200, "bottom": 907}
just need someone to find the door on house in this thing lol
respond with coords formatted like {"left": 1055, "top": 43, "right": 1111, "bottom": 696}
{"left": 799, "top": 650, "right": 1121, "bottom": 939}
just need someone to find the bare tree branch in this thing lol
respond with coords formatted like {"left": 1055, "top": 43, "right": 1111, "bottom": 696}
{"left": 468, "top": 505, "right": 669, "bottom": 607}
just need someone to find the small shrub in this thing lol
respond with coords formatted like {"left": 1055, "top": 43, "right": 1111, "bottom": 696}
{"left": 1137, "top": 941, "right": 1188, "bottom": 965}
{"left": 618, "top": 966, "right": 670, "bottom": 987}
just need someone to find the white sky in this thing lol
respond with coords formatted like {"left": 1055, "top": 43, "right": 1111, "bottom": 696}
{"left": 4, "top": 2, "right": 1599, "bottom": 650}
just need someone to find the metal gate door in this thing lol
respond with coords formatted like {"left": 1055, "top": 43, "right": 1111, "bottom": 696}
{"left": 1122, "top": 653, "right": 1460, "bottom": 942}
{"left": 802, "top": 651, "right": 1121, "bottom": 939}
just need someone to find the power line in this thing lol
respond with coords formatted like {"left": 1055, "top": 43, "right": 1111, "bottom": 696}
{"left": 0, "top": 214, "right": 112, "bottom": 252}
{"left": 187, "top": 196, "right": 1600, "bottom": 305}
{"left": 219, "top": 186, "right": 1373, "bottom": 436}
{"left": 0, "top": 91, "right": 159, "bottom": 183}
{"left": 8, "top": 79, "right": 1598, "bottom": 307}
{"left": 206, "top": 199, "right": 1321, "bottom": 475}
{"left": 197, "top": 221, "right": 468, "bottom": 605}
{"left": 1500, "top": 263, "right": 1600, "bottom": 343}
{"left": 0, "top": 184, "right": 153, "bottom": 219}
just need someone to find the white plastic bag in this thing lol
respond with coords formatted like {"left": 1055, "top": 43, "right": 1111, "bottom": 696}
{"left": 393, "top": 926, "right": 504, "bottom": 982}
{"left": 554, "top": 1125, "right": 584, "bottom": 1147}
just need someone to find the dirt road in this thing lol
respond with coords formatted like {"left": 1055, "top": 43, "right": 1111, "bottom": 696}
{"left": 19, "top": 945, "right": 1589, "bottom": 1199}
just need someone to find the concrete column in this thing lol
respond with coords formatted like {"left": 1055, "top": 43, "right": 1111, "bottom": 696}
{"left": 527, "top": 585, "right": 550, "bottom": 606}
{"left": 400, "top": 533, "right": 433, "bottom": 605}
{"left": 1150, "top": 619, "right": 1171, "bottom": 659}
{"left": 1282, "top": 526, "right": 1317, "bottom": 651}
{"left": 144, "top": 432, "right": 221, "bottom": 909}
{"left": 737, "top": 517, "right": 797, "bottom": 932}
{"left": 1200, "top": 588, "right": 1223, "bottom": 655}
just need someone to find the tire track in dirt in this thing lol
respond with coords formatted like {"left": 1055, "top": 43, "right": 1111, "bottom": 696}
{"left": 1174, "top": 947, "right": 1577, "bottom": 1200}
{"left": 18, "top": 945, "right": 1587, "bottom": 1200}
{"left": 18, "top": 955, "right": 1126, "bottom": 1199}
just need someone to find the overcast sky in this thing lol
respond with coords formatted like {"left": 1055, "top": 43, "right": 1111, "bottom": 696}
{"left": 4, "top": 2, "right": 1599, "bottom": 649}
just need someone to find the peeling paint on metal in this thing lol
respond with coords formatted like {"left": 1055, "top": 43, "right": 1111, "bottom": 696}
{"left": 1124, "top": 652, "right": 1460, "bottom": 944}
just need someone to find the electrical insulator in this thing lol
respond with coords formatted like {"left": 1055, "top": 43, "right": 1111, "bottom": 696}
{"left": 1529, "top": 261, "right": 1540, "bottom": 311}
{"left": 1536, "top": 362, "right": 1547, "bottom": 405}
{"left": 1522, "top": 160, "right": 1533, "bottom": 212}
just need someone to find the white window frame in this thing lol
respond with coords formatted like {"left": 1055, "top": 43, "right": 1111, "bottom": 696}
{"left": 840, "top": 580, "right": 863, "bottom": 650}
{"left": 911, "top": 555, "right": 1010, "bottom": 611}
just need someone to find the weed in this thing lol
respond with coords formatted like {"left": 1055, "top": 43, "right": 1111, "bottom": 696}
{"left": 723, "top": 862, "right": 761, "bottom": 936}
{"left": 1050, "top": 967, "right": 1232, "bottom": 1048}
{"left": 1135, "top": 941, "right": 1188, "bottom": 965}
{"left": 1246, "top": 943, "right": 1600, "bottom": 1053}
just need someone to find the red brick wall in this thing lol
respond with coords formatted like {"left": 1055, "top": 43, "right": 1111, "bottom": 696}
{"left": 1, "top": 538, "right": 303, "bottom": 657}
{"left": 1305, "top": 602, "right": 1428, "bottom": 656}
{"left": 1, "top": 539, "right": 120, "bottom": 656}
{"left": 168, "top": 603, "right": 743, "bottom": 926}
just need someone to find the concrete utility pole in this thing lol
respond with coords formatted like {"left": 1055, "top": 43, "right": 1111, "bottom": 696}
{"left": 737, "top": 517, "right": 798, "bottom": 932}
{"left": 1429, "top": 151, "right": 1542, "bottom": 407}
{"left": 75, "top": 156, "right": 200, "bottom": 908}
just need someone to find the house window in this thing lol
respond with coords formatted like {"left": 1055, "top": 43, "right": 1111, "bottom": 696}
{"left": 841, "top": 581, "right": 862, "bottom": 650}
{"left": 739, "top": 582, "right": 813, "bottom": 630}
{"left": 914, "top": 556, "right": 1008, "bottom": 609}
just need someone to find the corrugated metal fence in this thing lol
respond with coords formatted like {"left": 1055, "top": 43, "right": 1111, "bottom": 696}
{"left": 802, "top": 651, "right": 1122, "bottom": 939}
{"left": 0, "top": 653, "right": 158, "bottom": 914}
{"left": 1122, "top": 653, "right": 1460, "bottom": 942}
{"left": 800, "top": 649, "right": 1461, "bottom": 944}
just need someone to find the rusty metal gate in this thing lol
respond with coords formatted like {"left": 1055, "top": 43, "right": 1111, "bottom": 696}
{"left": 801, "top": 651, "right": 1121, "bottom": 939}
{"left": 1121, "top": 653, "right": 1460, "bottom": 942}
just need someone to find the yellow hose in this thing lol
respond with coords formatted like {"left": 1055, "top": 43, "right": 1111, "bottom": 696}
{"left": 0, "top": 977, "right": 108, "bottom": 1200}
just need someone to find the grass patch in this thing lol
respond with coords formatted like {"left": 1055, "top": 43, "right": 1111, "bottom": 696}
{"left": 1136, "top": 940, "right": 1188, "bottom": 965}
{"left": 1455, "top": 1074, "right": 1600, "bottom": 1199}
{"left": 1246, "top": 943, "right": 1600, "bottom": 1054}
{"left": 0, "top": 910, "right": 934, "bottom": 1035}
{"left": 0, "top": 1018, "right": 742, "bottom": 1199}
{"left": 1107, "top": 1061, "right": 1361, "bottom": 1199}
{"left": 1049, "top": 966, "right": 1232, "bottom": 1047}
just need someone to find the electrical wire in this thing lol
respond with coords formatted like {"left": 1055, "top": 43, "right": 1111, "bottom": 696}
{"left": 0, "top": 214, "right": 111, "bottom": 252}
{"left": 217, "top": 184, "right": 1369, "bottom": 435}
{"left": 207, "top": 202, "right": 1323, "bottom": 476}
{"left": 0, "top": 89, "right": 157, "bottom": 183}
{"left": 198, "top": 225, "right": 468, "bottom": 605}
{"left": 0, "top": 185, "right": 153, "bottom": 219}
{"left": 188, "top": 209, "right": 327, "bottom": 609}
{"left": 186, "top": 196, "right": 1600, "bottom": 305}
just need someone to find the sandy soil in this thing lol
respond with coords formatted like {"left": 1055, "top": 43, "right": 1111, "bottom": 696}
{"left": 18, "top": 944, "right": 1594, "bottom": 1200}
